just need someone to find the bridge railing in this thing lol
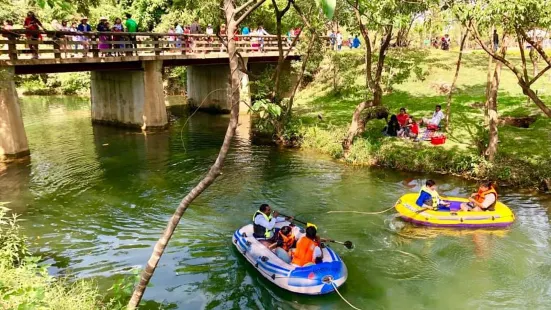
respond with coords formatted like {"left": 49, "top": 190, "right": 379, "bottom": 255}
{"left": 0, "top": 29, "right": 322, "bottom": 61}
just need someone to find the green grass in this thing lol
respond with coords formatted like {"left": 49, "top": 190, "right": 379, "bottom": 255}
{"left": 294, "top": 48, "right": 551, "bottom": 188}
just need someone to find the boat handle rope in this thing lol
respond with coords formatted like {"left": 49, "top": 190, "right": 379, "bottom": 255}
{"left": 330, "top": 281, "right": 362, "bottom": 310}
{"left": 327, "top": 205, "right": 395, "bottom": 215}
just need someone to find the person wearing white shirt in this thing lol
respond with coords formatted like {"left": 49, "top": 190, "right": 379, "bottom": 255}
{"left": 252, "top": 204, "right": 292, "bottom": 246}
{"left": 422, "top": 105, "right": 445, "bottom": 127}
{"left": 257, "top": 25, "right": 269, "bottom": 51}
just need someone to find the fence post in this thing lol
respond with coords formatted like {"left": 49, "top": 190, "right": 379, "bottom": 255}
{"left": 7, "top": 34, "right": 18, "bottom": 60}
{"left": 154, "top": 35, "right": 161, "bottom": 55}
{"left": 91, "top": 35, "right": 99, "bottom": 58}
{"left": 53, "top": 33, "right": 61, "bottom": 59}
{"left": 182, "top": 35, "right": 186, "bottom": 55}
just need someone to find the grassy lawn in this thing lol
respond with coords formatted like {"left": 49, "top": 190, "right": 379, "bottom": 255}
{"left": 294, "top": 48, "right": 551, "bottom": 188}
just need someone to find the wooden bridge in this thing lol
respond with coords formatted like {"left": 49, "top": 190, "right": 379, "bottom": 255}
{"left": 0, "top": 30, "right": 327, "bottom": 160}
{"left": 0, "top": 30, "right": 305, "bottom": 73}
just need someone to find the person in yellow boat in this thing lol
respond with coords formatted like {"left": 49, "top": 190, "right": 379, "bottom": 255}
{"left": 415, "top": 179, "right": 450, "bottom": 210}
{"left": 460, "top": 181, "right": 498, "bottom": 211}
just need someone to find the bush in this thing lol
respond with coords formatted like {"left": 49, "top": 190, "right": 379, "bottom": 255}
{"left": 0, "top": 206, "right": 127, "bottom": 310}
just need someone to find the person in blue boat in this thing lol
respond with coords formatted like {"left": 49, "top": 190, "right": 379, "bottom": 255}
{"left": 253, "top": 204, "right": 292, "bottom": 246}
{"left": 416, "top": 179, "right": 450, "bottom": 210}
{"left": 269, "top": 225, "right": 296, "bottom": 263}
{"left": 292, "top": 225, "right": 326, "bottom": 267}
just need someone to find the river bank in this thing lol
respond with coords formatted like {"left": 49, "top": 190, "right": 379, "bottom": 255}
{"left": 293, "top": 49, "right": 551, "bottom": 191}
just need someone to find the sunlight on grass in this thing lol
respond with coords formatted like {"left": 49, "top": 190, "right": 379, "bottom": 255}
{"left": 295, "top": 48, "right": 551, "bottom": 187}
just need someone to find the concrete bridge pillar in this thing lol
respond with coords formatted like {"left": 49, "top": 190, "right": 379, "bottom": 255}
{"left": 90, "top": 60, "right": 168, "bottom": 130}
{"left": 0, "top": 67, "right": 29, "bottom": 160}
{"left": 186, "top": 58, "right": 250, "bottom": 113}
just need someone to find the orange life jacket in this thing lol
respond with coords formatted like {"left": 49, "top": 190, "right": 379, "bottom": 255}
{"left": 475, "top": 187, "right": 498, "bottom": 209}
{"left": 278, "top": 231, "right": 295, "bottom": 251}
{"left": 291, "top": 237, "right": 317, "bottom": 266}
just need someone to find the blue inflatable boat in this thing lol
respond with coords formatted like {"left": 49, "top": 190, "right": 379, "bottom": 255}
{"left": 232, "top": 221, "right": 348, "bottom": 295}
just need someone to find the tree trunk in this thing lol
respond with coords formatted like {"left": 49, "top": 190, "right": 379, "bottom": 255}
{"left": 341, "top": 25, "right": 391, "bottom": 155}
{"left": 342, "top": 100, "right": 372, "bottom": 154}
{"left": 516, "top": 32, "right": 531, "bottom": 106}
{"left": 127, "top": 0, "right": 252, "bottom": 307}
{"left": 484, "top": 28, "right": 494, "bottom": 124}
{"left": 485, "top": 44, "right": 506, "bottom": 161}
{"left": 485, "top": 63, "right": 501, "bottom": 161}
{"left": 445, "top": 23, "right": 470, "bottom": 131}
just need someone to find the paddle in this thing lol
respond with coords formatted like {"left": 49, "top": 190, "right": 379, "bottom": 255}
{"left": 277, "top": 213, "right": 354, "bottom": 250}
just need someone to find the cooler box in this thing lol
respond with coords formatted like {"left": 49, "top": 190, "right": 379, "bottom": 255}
{"left": 431, "top": 135, "right": 446, "bottom": 145}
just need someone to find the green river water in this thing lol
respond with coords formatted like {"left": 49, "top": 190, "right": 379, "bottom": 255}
{"left": 1, "top": 96, "right": 551, "bottom": 310}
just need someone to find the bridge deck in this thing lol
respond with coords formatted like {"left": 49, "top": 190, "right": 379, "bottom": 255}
{"left": 0, "top": 30, "right": 313, "bottom": 74}
{"left": 1, "top": 51, "right": 297, "bottom": 74}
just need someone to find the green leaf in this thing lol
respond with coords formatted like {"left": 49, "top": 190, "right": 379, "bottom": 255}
{"left": 317, "top": 0, "right": 336, "bottom": 19}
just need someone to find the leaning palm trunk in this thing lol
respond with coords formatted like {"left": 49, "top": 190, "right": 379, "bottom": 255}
{"left": 127, "top": 0, "right": 264, "bottom": 307}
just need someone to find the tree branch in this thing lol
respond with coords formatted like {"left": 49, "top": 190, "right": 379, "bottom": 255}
{"left": 469, "top": 23, "right": 522, "bottom": 80}
{"left": 281, "top": 0, "right": 292, "bottom": 16}
{"left": 349, "top": 0, "right": 374, "bottom": 88}
{"left": 518, "top": 27, "right": 551, "bottom": 67}
{"left": 375, "top": 25, "right": 393, "bottom": 83}
{"left": 528, "top": 64, "right": 551, "bottom": 86}
{"left": 236, "top": 0, "right": 257, "bottom": 14}
{"left": 291, "top": 2, "right": 312, "bottom": 31}
{"left": 236, "top": 0, "right": 267, "bottom": 25}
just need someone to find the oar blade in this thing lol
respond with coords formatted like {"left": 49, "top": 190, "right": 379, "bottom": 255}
{"left": 343, "top": 241, "right": 354, "bottom": 249}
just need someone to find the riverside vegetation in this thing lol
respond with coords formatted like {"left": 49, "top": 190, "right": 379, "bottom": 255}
{"left": 0, "top": 206, "right": 137, "bottom": 309}
{"left": 294, "top": 48, "right": 551, "bottom": 190}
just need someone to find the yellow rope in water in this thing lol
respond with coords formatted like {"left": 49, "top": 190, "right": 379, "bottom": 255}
{"left": 331, "top": 281, "right": 362, "bottom": 310}
{"left": 327, "top": 205, "right": 395, "bottom": 215}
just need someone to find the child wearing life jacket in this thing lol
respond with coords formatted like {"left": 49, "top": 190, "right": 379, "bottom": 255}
{"left": 269, "top": 226, "right": 296, "bottom": 264}
{"left": 416, "top": 179, "right": 450, "bottom": 210}
{"left": 460, "top": 181, "right": 498, "bottom": 211}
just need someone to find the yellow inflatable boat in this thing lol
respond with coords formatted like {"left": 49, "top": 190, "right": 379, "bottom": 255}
{"left": 395, "top": 193, "right": 515, "bottom": 228}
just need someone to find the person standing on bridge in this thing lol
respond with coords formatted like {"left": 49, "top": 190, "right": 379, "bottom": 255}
{"left": 124, "top": 13, "right": 138, "bottom": 55}
{"left": 112, "top": 18, "right": 125, "bottom": 56}
{"left": 174, "top": 22, "right": 183, "bottom": 50}
{"left": 257, "top": 25, "right": 269, "bottom": 52}
{"left": 190, "top": 18, "right": 202, "bottom": 53}
{"left": 24, "top": 11, "right": 45, "bottom": 59}
{"left": 77, "top": 17, "right": 92, "bottom": 57}
{"left": 97, "top": 17, "right": 110, "bottom": 57}
{"left": 219, "top": 23, "right": 227, "bottom": 52}
{"left": 206, "top": 24, "right": 214, "bottom": 52}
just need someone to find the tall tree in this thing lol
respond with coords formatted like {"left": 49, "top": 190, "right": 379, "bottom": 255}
{"left": 458, "top": 0, "right": 551, "bottom": 117}
{"left": 341, "top": 0, "right": 428, "bottom": 154}
{"left": 128, "top": 0, "right": 335, "bottom": 307}
{"left": 127, "top": 0, "right": 267, "bottom": 307}
{"left": 445, "top": 20, "right": 470, "bottom": 131}
{"left": 485, "top": 41, "right": 506, "bottom": 161}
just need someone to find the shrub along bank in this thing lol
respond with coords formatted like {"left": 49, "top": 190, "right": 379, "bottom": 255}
{"left": 293, "top": 49, "right": 551, "bottom": 190}
{"left": 0, "top": 206, "right": 134, "bottom": 309}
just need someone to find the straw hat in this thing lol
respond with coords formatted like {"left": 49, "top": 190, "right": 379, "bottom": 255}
{"left": 100, "top": 16, "right": 108, "bottom": 21}
{"left": 81, "top": 16, "right": 88, "bottom": 21}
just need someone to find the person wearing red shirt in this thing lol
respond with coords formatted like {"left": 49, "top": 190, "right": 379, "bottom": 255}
{"left": 400, "top": 117, "right": 419, "bottom": 139}
{"left": 24, "top": 11, "right": 45, "bottom": 59}
{"left": 396, "top": 107, "right": 409, "bottom": 127}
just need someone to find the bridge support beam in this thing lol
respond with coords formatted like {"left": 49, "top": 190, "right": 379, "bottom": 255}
{"left": 90, "top": 60, "right": 167, "bottom": 130}
{"left": 186, "top": 58, "right": 250, "bottom": 113}
{"left": 0, "top": 67, "right": 29, "bottom": 160}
